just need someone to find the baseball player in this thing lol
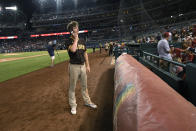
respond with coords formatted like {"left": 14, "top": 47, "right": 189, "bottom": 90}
{"left": 66, "top": 21, "right": 97, "bottom": 115}
{"left": 47, "top": 40, "right": 56, "bottom": 67}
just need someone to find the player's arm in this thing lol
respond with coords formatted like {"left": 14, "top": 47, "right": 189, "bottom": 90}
{"left": 69, "top": 33, "right": 79, "bottom": 52}
{"left": 84, "top": 51, "right": 90, "bottom": 72}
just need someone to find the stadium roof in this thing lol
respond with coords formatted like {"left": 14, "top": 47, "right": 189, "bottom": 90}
{"left": 0, "top": 0, "right": 196, "bottom": 30}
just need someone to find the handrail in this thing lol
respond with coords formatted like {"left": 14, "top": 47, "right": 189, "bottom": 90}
{"left": 143, "top": 51, "right": 186, "bottom": 68}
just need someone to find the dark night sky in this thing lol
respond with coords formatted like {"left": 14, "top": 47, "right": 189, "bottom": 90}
{"left": 0, "top": 0, "right": 121, "bottom": 25}
{"left": 1, "top": 0, "right": 195, "bottom": 21}
{"left": 0, "top": 0, "right": 121, "bottom": 17}
{"left": 0, "top": 0, "right": 35, "bottom": 20}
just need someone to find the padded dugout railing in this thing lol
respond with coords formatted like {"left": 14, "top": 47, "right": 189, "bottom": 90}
{"left": 114, "top": 54, "right": 196, "bottom": 131}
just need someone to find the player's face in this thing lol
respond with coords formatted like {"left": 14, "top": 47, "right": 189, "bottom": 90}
{"left": 73, "top": 26, "right": 79, "bottom": 34}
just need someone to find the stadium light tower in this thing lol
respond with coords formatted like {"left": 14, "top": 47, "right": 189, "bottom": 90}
{"left": 5, "top": 6, "right": 17, "bottom": 11}
{"left": 73, "top": 0, "right": 78, "bottom": 8}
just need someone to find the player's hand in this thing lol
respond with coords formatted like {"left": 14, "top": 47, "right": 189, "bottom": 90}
{"left": 72, "top": 32, "right": 79, "bottom": 40}
{"left": 86, "top": 66, "right": 90, "bottom": 73}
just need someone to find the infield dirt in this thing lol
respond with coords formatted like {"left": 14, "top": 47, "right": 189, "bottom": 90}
{"left": 0, "top": 51, "right": 114, "bottom": 131}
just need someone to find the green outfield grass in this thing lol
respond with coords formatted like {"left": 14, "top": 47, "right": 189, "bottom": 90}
{"left": 0, "top": 51, "right": 48, "bottom": 59}
{"left": 0, "top": 49, "right": 94, "bottom": 83}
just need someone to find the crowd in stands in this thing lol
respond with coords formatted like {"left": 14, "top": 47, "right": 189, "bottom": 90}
{"left": 136, "top": 24, "right": 195, "bottom": 44}
{"left": 0, "top": 39, "right": 46, "bottom": 53}
{"left": 137, "top": 23, "right": 196, "bottom": 62}
{"left": 146, "top": 24, "right": 196, "bottom": 78}
{"left": 0, "top": 37, "right": 67, "bottom": 53}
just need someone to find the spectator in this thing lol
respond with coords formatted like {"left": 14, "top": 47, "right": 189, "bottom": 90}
{"left": 157, "top": 32, "right": 172, "bottom": 60}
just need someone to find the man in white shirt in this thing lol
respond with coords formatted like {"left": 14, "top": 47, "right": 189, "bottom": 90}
{"left": 157, "top": 32, "right": 172, "bottom": 60}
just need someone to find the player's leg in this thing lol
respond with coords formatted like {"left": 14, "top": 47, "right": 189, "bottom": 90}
{"left": 80, "top": 65, "right": 97, "bottom": 109}
{"left": 69, "top": 64, "right": 80, "bottom": 114}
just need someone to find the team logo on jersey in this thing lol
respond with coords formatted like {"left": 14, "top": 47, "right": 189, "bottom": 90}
{"left": 78, "top": 44, "right": 85, "bottom": 50}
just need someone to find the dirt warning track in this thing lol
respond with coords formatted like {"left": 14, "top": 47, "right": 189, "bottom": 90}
{"left": 0, "top": 51, "right": 114, "bottom": 131}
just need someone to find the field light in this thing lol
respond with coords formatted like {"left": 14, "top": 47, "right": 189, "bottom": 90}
{"left": 0, "top": 6, "right": 2, "bottom": 11}
{"left": 5, "top": 6, "right": 17, "bottom": 11}
{"left": 179, "top": 14, "right": 183, "bottom": 17}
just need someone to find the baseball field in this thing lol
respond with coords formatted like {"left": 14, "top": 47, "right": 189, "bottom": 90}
{"left": 0, "top": 50, "right": 114, "bottom": 131}
{"left": 0, "top": 49, "right": 95, "bottom": 83}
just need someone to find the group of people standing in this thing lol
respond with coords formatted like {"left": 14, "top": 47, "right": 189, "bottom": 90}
{"left": 157, "top": 31, "right": 196, "bottom": 77}
{"left": 99, "top": 42, "right": 114, "bottom": 56}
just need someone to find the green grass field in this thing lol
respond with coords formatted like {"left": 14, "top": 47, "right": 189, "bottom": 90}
{"left": 0, "top": 51, "right": 47, "bottom": 59}
{"left": 0, "top": 49, "right": 94, "bottom": 83}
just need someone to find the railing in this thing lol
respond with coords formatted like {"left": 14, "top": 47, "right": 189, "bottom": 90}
{"left": 140, "top": 51, "right": 187, "bottom": 90}
{"left": 142, "top": 51, "right": 186, "bottom": 72}
{"left": 113, "top": 45, "right": 188, "bottom": 89}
